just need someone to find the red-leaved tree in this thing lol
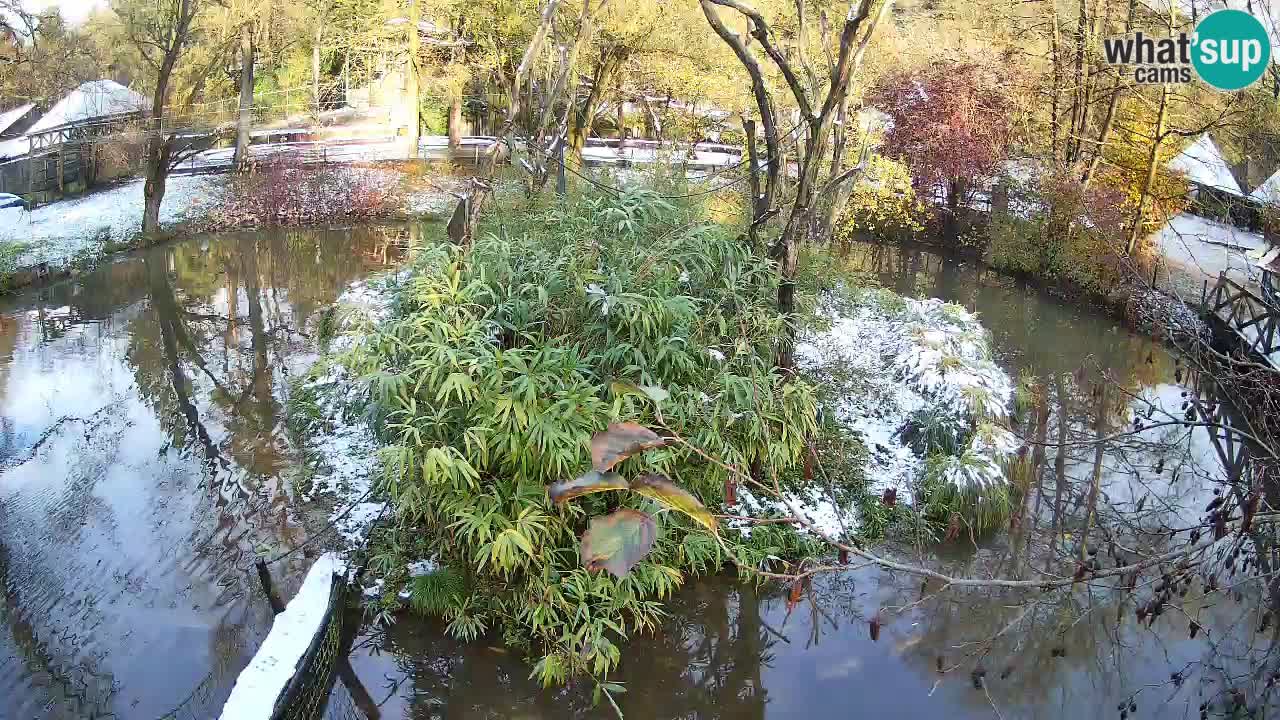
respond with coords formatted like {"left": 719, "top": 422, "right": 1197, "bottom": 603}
{"left": 870, "top": 61, "right": 1015, "bottom": 237}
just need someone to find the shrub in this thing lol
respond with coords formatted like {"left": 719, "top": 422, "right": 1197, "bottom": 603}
{"left": 207, "top": 153, "right": 406, "bottom": 228}
{"left": 987, "top": 169, "right": 1146, "bottom": 297}
{"left": 346, "top": 186, "right": 821, "bottom": 684}
{"left": 833, "top": 154, "right": 925, "bottom": 241}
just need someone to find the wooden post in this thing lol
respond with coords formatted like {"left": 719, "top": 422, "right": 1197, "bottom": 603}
{"left": 255, "top": 558, "right": 286, "bottom": 614}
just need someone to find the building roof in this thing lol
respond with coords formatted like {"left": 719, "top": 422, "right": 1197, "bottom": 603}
{"left": 1252, "top": 245, "right": 1280, "bottom": 272}
{"left": 27, "top": 80, "right": 148, "bottom": 134}
{"left": 0, "top": 104, "right": 35, "bottom": 136}
{"left": 0, "top": 136, "right": 29, "bottom": 162}
{"left": 1250, "top": 166, "right": 1280, "bottom": 205}
{"left": 1167, "top": 134, "right": 1244, "bottom": 196}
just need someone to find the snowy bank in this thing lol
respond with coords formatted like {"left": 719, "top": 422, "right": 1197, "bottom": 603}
{"left": 744, "top": 289, "right": 1016, "bottom": 537}
{"left": 289, "top": 273, "right": 411, "bottom": 551}
{"left": 0, "top": 164, "right": 455, "bottom": 279}
{"left": 218, "top": 553, "right": 345, "bottom": 720}
{"left": 0, "top": 175, "right": 225, "bottom": 268}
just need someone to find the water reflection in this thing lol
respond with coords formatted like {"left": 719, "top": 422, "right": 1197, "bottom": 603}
{"left": 351, "top": 240, "right": 1271, "bottom": 719}
{"left": 0, "top": 224, "right": 426, "bottom": 719}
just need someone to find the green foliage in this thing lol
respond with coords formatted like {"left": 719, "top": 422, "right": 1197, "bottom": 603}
{"left": 833, "top": 154, "right": 925, "bottom": 241}
{"left": 987, "top": 170, "right": 1142, "bottom": 298}
{"left": 350, "top": 186, "right": 819, "bottom": 681}
{"left": 1013, "top": 372, "right": 1037, "bottom": 423}
{"left": 409, "top": 567, "right": 467, "bottom": 615}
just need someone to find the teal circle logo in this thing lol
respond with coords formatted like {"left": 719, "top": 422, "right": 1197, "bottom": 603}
{"left": 1193, "top": 9, "right": 1271, "bottom": 91}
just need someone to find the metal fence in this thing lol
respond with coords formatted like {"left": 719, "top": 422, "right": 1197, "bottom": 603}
{"left": 272, "top": 575, "right": 350, "bottom": 720}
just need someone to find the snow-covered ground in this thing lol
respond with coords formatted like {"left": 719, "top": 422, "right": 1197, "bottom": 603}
{"left": 0, "top": 175, "right": 225, "bottom": 268}
{"left": 289, "top": 274, "right": 408, "bottom": 550}
{"left": 1147, "top": 212, "right": 1271, "bottom": 307}
{"left": 734, "top": 289, "right": 1016, "bottom": 538}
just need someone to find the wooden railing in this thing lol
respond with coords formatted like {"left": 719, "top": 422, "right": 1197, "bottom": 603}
{"left": 1204, "top": 273, "right": 1280, "bottom": 361}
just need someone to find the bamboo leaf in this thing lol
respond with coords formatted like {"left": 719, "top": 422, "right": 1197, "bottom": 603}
{"left": 580, "top": 509, "right": 657, "bottom": 578}
{"left": 609, "top": 381, "right": 669, "bottom": 404}
{"left": 590, "top": 422, "right": 665, "bottom": 471}
{"left": 639, "top": 385, "right": 669, "bottom": 403}
{"left": 630, "top": 473, "right": 717, "bottom": 533}
{"left": 548, "top": 470, "right": 630, "bottom": 504}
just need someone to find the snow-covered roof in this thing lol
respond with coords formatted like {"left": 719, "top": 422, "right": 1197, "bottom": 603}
{"left": 1250, "top": 166, "right": 1280, "bottom": 205}
{"left": 1167, "top": 134, "right": 1244, "bottom": 196}
{"left": 0, "top": 103, "right": 34, "bottom": 135}
{"left": 0, "top": 136, "right": 29, "bottom": 162}
{"left": 27, "top": 80, "right": 148, "bottom": 134}
{"left": 1253, "top": 245, "right": 1280, "bottom": 271}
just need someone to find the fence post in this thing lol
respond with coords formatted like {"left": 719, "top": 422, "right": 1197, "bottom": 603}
{"left": 557, "top": 141, "right": 567, "bottom": 197}
{"left": 255, "top": 558, "right": 285, "bottom": 614}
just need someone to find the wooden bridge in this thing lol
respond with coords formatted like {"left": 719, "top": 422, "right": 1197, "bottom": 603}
{"left": 1189, "top": 273, "right": 1280, "bottom": 486}
{"left": 1201, "top": 273, "right": 1279, "bottom": 364}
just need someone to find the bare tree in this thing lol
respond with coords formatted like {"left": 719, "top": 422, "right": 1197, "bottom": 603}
{"left": 114, "top": 0, "right": 211, "bottom": 235}
{"left": 698, "top": 0, "right": 893, "bottom": 370}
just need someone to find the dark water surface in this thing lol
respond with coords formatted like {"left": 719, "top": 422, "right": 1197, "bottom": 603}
{"left": 0, "top": 225, "right": 419, "bottom": 719}
{"left": 1, "top": 234, "right": 1263, "bottom": 720}
{"left": 344, "top": 241, "right": 1264, "bottom": 720}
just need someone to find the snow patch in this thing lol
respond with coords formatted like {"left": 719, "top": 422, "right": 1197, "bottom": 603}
{"left": 0, "top": 175, "right": 224, "bottom": 268}
{"left": 293, "top": 275, "right": 409, "bottom": 549}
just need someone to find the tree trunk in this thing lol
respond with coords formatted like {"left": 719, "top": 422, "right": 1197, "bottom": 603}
{"left": 616, "top": 93, "right": 626, "bottom": 153}
{"left": 945, "top": 178, "right": 962, "bottom": 240}
{"left": 141, "top": 0, "right": 188, "bottom": 236}
{"left": 1049, "top": 0, "right": 1062, "bottom": 166}
{"left": 233, "top": 23, "right": 255, "bottom": 173}
{"left": 142, "top": 155, "right": 166, "bottom": 235}
{"left": 1126, "top": 82, "right": 1167, "bottom": 255}
{"left": 568, "top": 46, "right": 624, "bottom": 161}
{"left": 1066, "top": 0, "right": 1088, "bottom": 164}
{"left": 448, "top": 96, "right": 463, "bottom": 150}
{"left": 640, "top": 96, "right": 661, "bottom": 140}
{"left": 1080, "top": 381, "right": 1107, "bottom": 562}
{"left": 1048, "top": 373, "right": 1070, "bottom": 573}
{"left": 312, "top": 20, "right": 323, "bottom": 114}
{"left": 405, "top": 0, "right": 420, "bottom": 159}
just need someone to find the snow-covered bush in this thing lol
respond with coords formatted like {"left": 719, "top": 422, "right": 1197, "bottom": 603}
{"left": 800, "top": 287, "right": 1017, "bottom": 535}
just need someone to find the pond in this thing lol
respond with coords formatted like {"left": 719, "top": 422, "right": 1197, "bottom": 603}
{"left": 0, "top": 223, "right": 429, "bottom": 719}
{"left": 341, "top": 241, "right": 1263, "bottom": 719}
{"left": 0, "top": 232, "right": 1261, "bottom": 720}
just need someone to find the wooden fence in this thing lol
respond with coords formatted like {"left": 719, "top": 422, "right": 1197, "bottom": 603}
{"left": 1204, "top": 273, "right": 1280, "bottom": 361}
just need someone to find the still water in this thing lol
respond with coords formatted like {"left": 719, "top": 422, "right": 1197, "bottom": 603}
{"left": 0, "top": 233, "right": 1263, "bottom": 719}
{"left": 0, "top": 224, "right": 419, "bottom": 719}
{"left": 343, "top": 241, "right": 1265, "bottom": 719}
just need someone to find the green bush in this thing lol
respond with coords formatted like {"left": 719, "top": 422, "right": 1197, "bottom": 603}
{"left": 347, "top": 186, "right": 821, "bottom": 684}
{"left": 833, "top": 154, "right": 925, "bottom": 242}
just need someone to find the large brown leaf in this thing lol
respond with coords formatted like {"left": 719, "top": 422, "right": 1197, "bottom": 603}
{"left": 590, "top": 422, "right": 665, "bottom": 471}
{"left": 580, "top": 509, "right": 658, "bottom": 578}
{"left": 630, "top": 473, "right": 717, "bottom": 533}
{"left": 548, "top": 470, "right": 630, "bottom": 504}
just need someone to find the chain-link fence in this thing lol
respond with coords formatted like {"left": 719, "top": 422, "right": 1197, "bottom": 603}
{"left": 271, "top": 574, "right": 351, "bottom": 720}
